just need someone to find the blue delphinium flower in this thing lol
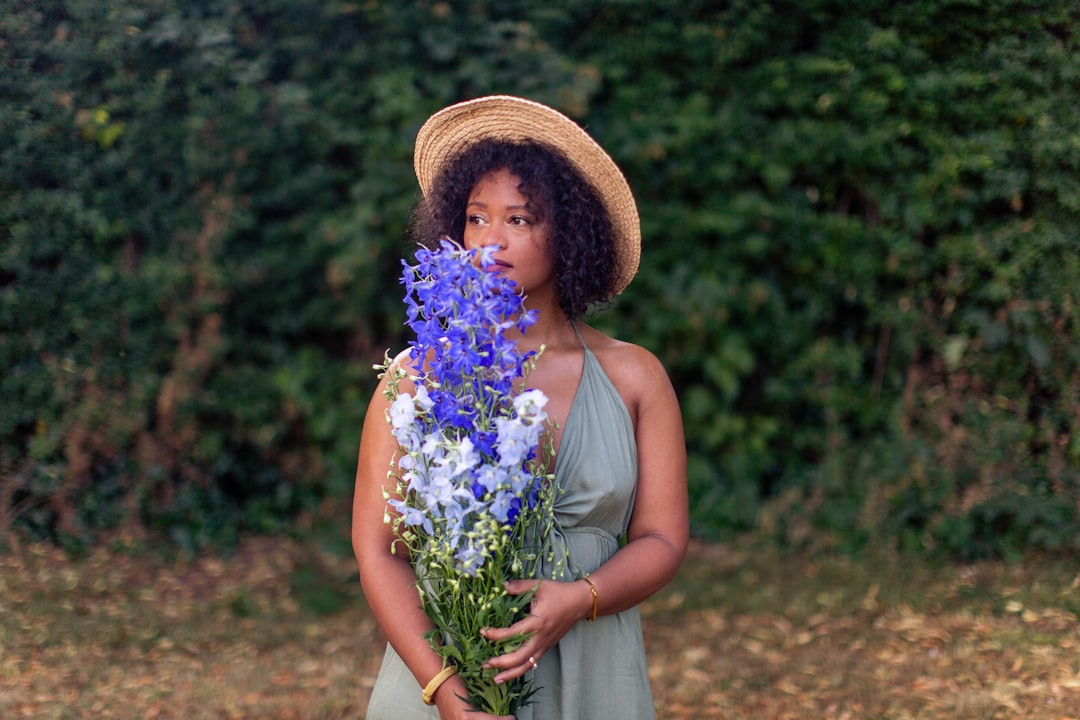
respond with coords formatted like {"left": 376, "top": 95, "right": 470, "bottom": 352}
{"left": 378, "top": 239, "right": 556, "bottom": 715}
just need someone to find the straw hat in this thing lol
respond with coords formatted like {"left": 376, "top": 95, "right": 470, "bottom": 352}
{"left": 414, "top": 95, "right": 640, "bottom": 296}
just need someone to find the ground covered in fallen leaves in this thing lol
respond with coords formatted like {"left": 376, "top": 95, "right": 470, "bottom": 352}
{"left": 2, "top": 536, "right": 1078, "bottom": 719}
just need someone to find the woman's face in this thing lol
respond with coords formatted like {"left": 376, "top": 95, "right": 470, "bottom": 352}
{"left": 463, "top": 168, "right": 554, "bottom": 297}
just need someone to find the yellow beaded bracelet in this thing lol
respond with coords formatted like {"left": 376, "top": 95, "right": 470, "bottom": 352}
{"left": 581, "top": 575, "right": 599, "bottom": 622}
{"left": 422, "top": 665, "right": 457, "bottom": 705}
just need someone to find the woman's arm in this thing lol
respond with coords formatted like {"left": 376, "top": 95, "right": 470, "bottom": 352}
{"left": 352, "top": 366, "right": 514, "bottom": 720}
{"left": 579, "top": 344, "right": 689, "bottom": 604}
{"left": 482, "top": 343, "right": 689, "bottom": 683}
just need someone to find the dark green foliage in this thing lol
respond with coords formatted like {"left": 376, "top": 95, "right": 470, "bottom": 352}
{"left": 575, "top": 0, "right": 1080, "bottom": 557}
{"left": 3, "top": 0, "right": 1078, "bottom": 558}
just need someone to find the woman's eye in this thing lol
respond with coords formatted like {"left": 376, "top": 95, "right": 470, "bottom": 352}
{"left": 509, "top": 215, "right": 531, "bottom": 226}
{"left": 467, "top": 214, "right": 486, "bottom": 225}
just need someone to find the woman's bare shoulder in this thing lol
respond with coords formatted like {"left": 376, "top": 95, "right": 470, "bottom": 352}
{"left": 577, "top": 324, "right": 673, "bottom": 397}
{"left": 380, "top": 347, "right": 422, "bottom": 385}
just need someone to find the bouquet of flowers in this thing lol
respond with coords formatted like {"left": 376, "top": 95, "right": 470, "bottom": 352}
{"left": 378, "top": 239, "right": 557, "bottom": 714}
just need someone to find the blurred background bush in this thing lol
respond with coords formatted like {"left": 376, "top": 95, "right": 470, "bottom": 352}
{"left": 3, "top": 0, "right": 1078, "bottom": 559}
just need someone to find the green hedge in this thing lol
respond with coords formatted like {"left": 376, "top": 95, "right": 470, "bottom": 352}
{"left": 3, "top": 0, "right": 1078, "bottom": 557}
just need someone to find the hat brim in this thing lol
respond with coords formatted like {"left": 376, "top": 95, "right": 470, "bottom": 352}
{"left": 414, "top": 95, "right": 640, "bottom": 296}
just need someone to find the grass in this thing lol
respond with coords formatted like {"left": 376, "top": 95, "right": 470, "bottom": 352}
{"left": 1, "top": 535, "right": 1078, "bottom": 719}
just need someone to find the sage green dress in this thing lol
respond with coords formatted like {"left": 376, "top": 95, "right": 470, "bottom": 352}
{"left": 366, "top": 332, "right": 655, "bottom": 719}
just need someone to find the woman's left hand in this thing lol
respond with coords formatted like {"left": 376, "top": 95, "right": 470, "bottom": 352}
{"left": 479, "top": 578, "right": 592, "bottom": 684}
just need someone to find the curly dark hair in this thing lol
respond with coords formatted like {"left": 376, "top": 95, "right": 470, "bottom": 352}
{"left": 409, "top": 139, "right": 618, "bottom": 318}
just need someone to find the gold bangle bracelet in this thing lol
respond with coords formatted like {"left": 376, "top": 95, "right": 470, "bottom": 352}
{"left": 581, "top": 575, "right": 599, "bottom": 622}
{"left": 421, "top": 665, "right": 457, "bottom": 706}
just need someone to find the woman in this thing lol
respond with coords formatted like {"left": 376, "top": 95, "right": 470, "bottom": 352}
{"left": 353, "top": 96, "right": 688, "bottom": 720}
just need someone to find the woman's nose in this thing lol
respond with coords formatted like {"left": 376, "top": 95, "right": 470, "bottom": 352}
{"left": 476, "top": 223, "right": 507, "bottom": 249}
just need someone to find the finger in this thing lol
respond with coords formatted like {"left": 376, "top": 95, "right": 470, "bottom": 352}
{"left": 486, "top": 637, "right": 542, "bottom": 671}
{"left": 492, "top": 653, "right": 540, "bottom": 684}
{"left": 480, "top": 617, "right": 536, "bottom": 643}
{"left": 504, "top": 578, "right": 542, "bottom": 596}
{"left": 479, "top": 613, "right": 537, "bottom": 643}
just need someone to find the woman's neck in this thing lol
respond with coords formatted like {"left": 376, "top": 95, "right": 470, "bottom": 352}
{"left": 508, "top": 300, "right": 577, "bottom": 354}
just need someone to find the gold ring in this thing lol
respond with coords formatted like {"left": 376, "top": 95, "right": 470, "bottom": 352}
{"left": 528, "top": 656, "right": 538, "bottom": 669}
